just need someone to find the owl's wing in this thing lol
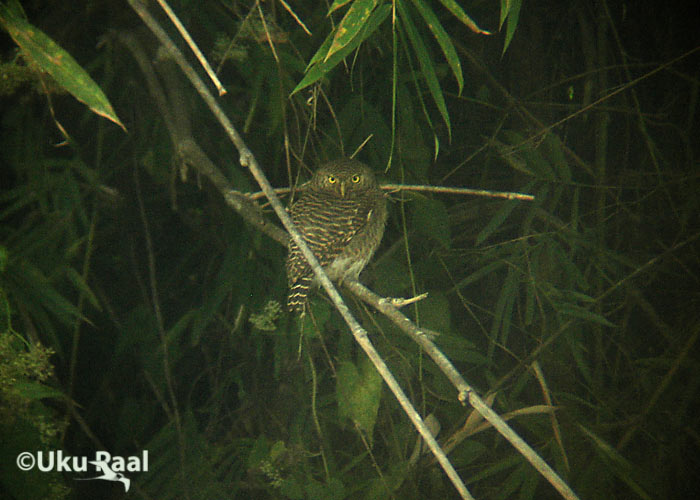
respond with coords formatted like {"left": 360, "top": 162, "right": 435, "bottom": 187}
{"left": 319, "top": 196, "right": 381, "bottom": 266}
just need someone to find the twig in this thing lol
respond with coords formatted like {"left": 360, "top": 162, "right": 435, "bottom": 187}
{"left": 381, "top": 184, "right": 535, "bottom": 201}
{"left": 246, "top": 184, "right": 535, "bottom": 201}
{"left": 155, "top": 0, "right": 226, "bottom": 95}
{"left": 128, "top": 1, "right": 473, "bottom": 498}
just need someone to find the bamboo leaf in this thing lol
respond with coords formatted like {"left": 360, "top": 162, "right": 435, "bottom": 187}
{"left": 451, "top": 259, "right": 507, "bottom": 292}
{"left": 409, "top": 0, "right": 464, "bottom": 93}
{"left": 0, "top": 4, "right": 126, "bottom": 130}
{"left": 501, "top": 0, "right": 522, "bottom": 54}
{"left": 579, "top": 425, "right": 654, "bottom": 500}
{"left": 437, "top": 0, "right": 491, "bottom": 34}
{"left": 63, "top": 266, "right": 101, "bottom": 311}
{"left": 325, "top": 0, "right": 378, "bottom": 62}
{"left": 292, "top": 4, "right": 390, "bottom": 94}
{"left": 397, "top": 0, "right": 451, "bottom": 137}
{"left": 557, "top": 304, "right": 615, "bottom": 327}
{"left": 328, "top": 0, "right": 353, "bottom": 15}
{"left": 475, "top": 199, "right": 519, "bottom": 245}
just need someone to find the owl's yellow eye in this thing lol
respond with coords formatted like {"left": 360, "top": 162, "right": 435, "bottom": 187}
{"left": 328, "top": 175, "right": 337, "bottom": 184}
{"left": 351, "top": 174, "right": 361, "bottom": 183}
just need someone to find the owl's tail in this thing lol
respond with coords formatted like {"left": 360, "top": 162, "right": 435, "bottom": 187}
{"left": 288, "top": 275, "right": 313, "bottom": 314}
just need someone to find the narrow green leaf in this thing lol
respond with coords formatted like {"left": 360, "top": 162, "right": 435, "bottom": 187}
{"left": 325, "top": 0, "right": 379, "bottom": 63}
{"left": 328, "top": 0, "right": 354, "bottom": 15}
{"left": 305, "top": 29, "right": 335, "bottom": 70}
{"left": 437, "top": 0, "right": 490, "bottom": 34}
{"left": 499, "top": 0, "right": 510, "bottom": 29}
{"left": 475, "top": 199, "right": 519, "bottom": 245}
{"left": 409, "top": 0, "right": 464, "bottom": 93}
{"left": 397, "top": 0, "right": 451, "bottom": 138}
{"left": 542, "top": 133, "right": 571, "bottom": 182}
{"left": 451, "top": 259, "right": 507, "bottom": 292}
{"left": 15, "top": 260, "right": 87, "bottom": 325}
{"left": 63, "top": 266, "right": 101, "bottom": 311}
{"left": 0, "top": 5, "right": 126, "bottom": 130}
{"left": 501, "top": 0, "right": 522, "bottom": 55}
{"left": 557, "top": 304, "right": 615, "bottom": 327}
{"left": 292, "top": 4, "right": 390, "bottom": 94}
{"left": 565, "top": 327, "right": 593, "bottom": 386}
{"left": 489, "top": 266, "right": 518, "bottom": 356}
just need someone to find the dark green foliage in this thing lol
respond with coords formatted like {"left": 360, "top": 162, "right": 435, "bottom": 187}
{"left": 1, "top": 1, "right": 699, "bottom": 499}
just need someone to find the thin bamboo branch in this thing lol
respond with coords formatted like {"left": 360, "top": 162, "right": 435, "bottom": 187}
{"left": 155, "top": 0, "right": 226, "bottom": 95}
{"left": 246, "top": 184, "right": 535, "bottom": 201}
{"left": 381, "top": 184, "right": 535, "bottom": 200}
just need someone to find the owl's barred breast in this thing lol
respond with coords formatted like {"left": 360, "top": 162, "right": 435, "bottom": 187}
{"left": 286, "top": 159, "right": 387, "bottom": 314}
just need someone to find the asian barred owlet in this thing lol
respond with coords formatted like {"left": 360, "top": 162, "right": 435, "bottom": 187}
{"left": 286, "top": 158, "right": 388, "bottom": 314}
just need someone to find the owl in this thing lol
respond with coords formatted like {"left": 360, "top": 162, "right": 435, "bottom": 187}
{"left": 286, "top": 158, "right": 388, "bottom": 314}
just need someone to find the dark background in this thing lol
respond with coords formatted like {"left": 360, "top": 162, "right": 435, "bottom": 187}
{"left": 1, "top": 1, "right": 699, "bottom": 499}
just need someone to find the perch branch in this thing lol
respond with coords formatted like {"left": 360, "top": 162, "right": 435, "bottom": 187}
{"left": 247, "top": 184, "right": 535, "bottom": 202}
{"left": 128, "top": 1, "right": 473, "bottom": 498}
{"left": 345, "top": 280, "right": 580, "bottom": 500}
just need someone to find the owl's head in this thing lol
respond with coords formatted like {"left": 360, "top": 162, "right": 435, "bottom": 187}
{"left": 310, "top": 158, "right": 378, "bottom": 198}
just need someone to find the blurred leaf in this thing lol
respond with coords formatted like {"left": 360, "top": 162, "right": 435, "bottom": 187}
{"left": 557, "top": 304, "right": 615, "bottom": 327}
{"left": 501, "top": 130, "right": 555, "bottom": 179}
{"left": 411, "top": 197, "right": 451, "bottom": 248}
{"left": 500, "top": 0, "right": 522, "bottom": 54}
{"left": 489, "top": 265, "right": 518, "bottom": 356}
{"left": 306, "top": 478, "right": 346, "bottom": 500}
{"left": 397, "top": 0, "right": 451, "bottom": 138}
{"left": 191, "top": 238, "right": 251, "bottom": 345}
{"left": 565, "top": 327, "right": 593, "bottom": 386}
{"left": 337, "top": 357, "right": 382, "bottom": 441}
{"left": 372, "top": 257, "right": 412, "bottom": 297}
{"left": 13, "top": 381, "right": 65, "bottom": 401}
{"left": 451, "top": 259, "right": 508, "bottom": 291}
{"left": 409, "top": 0, "right": 463, "bottom": 93}
{"left": 298, "top": 299, "right": 332, "bottom": 336}
{"left": 10, "top": 260, "right": 87, "bottom": 327}
{"left": 579, "top": 425, "right": 654, "bottom": 500}
{"left": 0, "top": 4, "right": 125, "bottom": 130}
{"left": 438, "top": 0, "right": 490, "bottom": 34}
{"left": 475, "top": 199, "right": 519, "bottom": 245}
{"left": 63, "top": 266, "right": 101, "bottom": 311}
{"left": 542, "top": 133, "right": 571, "bottom": 182}
{"left": 434, "top": 332, "right": 487, "bottom": 365}
{"left": 416, "top": 292, "right": 451, "bottom": 333}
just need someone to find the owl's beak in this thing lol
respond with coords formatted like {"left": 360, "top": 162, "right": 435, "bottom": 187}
{"left": 340, "top": 181, "right": 346, "bottom": 198}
